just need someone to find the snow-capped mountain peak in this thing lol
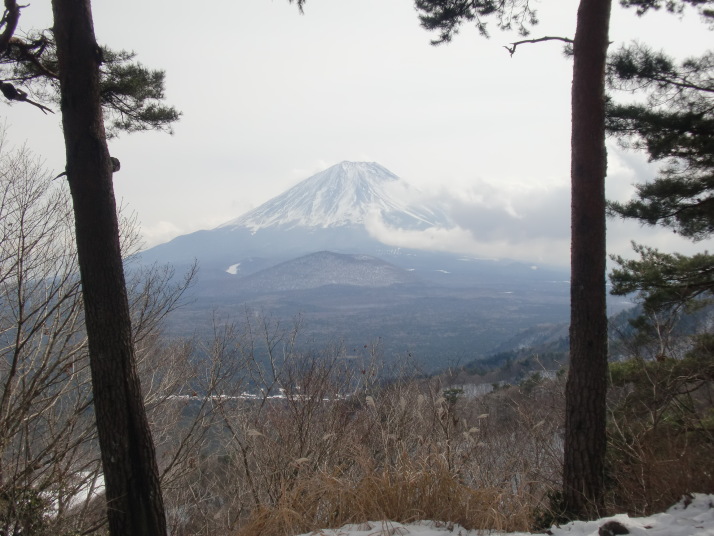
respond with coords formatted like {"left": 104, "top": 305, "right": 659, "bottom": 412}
{"left": 218, "top": 161, "right": 451, "bottom": 232}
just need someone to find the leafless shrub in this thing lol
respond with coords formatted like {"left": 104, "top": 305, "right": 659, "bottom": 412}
{"left": 0, "top": 135, "right": 96, "bottom": 535}
{"left": 606, "top": 328, "right": 714, "bottom": 515}
{"left": 0, "top": 132, "right": 210, "bottom": 535}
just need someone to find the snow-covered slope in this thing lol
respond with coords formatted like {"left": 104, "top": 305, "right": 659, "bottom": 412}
{"left": 218, "top": 161, "right": 451, "bottom": 232}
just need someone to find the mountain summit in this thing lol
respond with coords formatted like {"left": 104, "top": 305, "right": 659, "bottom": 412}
{"left": 218, "top": 161, "right": 451, "bottom": 232}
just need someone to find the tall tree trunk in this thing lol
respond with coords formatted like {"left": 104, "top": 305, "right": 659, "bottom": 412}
{"left": 51, "top": 1, "right": 167, "bottom": 534}
{"left": 564, "top": 0, "right": 612, "bottom": 519}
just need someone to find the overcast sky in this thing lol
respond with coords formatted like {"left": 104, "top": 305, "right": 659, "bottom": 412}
{"left": 2, "top": 0, "right": 711, "bottom": 267}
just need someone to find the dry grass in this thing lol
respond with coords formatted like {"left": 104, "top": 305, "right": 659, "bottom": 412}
{"left": 236, "top": 456, "right": 534, "bottom": 536}
{"left": 155, "top": 325, "right": 565, "bottom": 535}
{"left": 219, "top": 363, "right": 564, "bottom": 536}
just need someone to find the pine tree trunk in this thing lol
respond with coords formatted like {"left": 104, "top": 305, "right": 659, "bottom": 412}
{"left": 564, "top": 0, "right": 612, "bottom": 519}
{"left": 51, "top": 1, "right": 167, "bottom": 534}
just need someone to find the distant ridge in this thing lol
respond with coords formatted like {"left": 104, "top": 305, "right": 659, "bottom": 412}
{"left": 231, "top": 251, "right": 421, "bottom": 293}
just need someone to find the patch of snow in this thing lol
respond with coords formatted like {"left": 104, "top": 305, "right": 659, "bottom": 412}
{"left": 293, "top": 494, "right": 714, "bottom": 536}
{"left": 51, "top": 471, "right": 104, "bottom": 514}
{"left": 226, "top": 262, "right": 241, "bottom": 275}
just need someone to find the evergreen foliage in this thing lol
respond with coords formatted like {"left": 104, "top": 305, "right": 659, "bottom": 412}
{"left": 619, "top": 0, "right": 714, "bottom": 20}
{"left": 414, "top": 0, "right": 537, "bottom": 43}
{"left": 606, "top": 26, "right": 714, "bottom": 503}
{"left": 99, "top": 48, "right": 181, "bottom": 136}
{"left": 611, "top": 245, "right": 714, "bottom": 312}
{"left": 607, "top": 41, "right": 714, "bottom": 311}
{"left": 0, "top": 32, "right": 181, "bottom": 136}
{"left": 289, "top": 0, "right": 307, "bottom": 12}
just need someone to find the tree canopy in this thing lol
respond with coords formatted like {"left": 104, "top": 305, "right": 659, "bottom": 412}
{"left": 620, "top": 0, "right": 714, "bottom": 19}
{"left": 607, "top": 40, "right": 714, "bottom": 313}
{"left": 414, "top": 0, "right": 538, "bottom": 43}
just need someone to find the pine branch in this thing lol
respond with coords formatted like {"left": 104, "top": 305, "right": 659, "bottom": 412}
{"left": 610, "top": 246, "right": 714, "bottom": 312}
{"left": 644, "top": 74, "right": 714, "bottom": 94}
{"left": 607, "top": 46, "right": 714, "bottom": 98}
{"left": 614, "top": 65, "right": 714, "bottom": 94}
{"left": 8, "top": 36, "right": 59, "bottom": 79}
{"left": 287, "top": 0, "right": 306, "bottom": 14}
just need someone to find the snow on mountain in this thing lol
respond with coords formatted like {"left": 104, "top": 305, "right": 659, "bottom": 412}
{"left": 218, "top": 161, "right": 452, "bottom": 232}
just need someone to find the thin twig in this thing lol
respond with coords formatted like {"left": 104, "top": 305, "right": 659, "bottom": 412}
{"left": 504, "top": 35, "right": 573, "bottom": 57}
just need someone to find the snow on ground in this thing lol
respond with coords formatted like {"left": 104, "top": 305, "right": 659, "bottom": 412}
{"left": 295, "top": 494, "right": 714, "bottom": 536}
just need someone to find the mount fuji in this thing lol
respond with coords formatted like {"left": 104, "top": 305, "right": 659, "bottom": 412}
{"left": 140, "top": 161, "right": 465, "bottom": 281}
{"left": 140, "top": 161, "right": 563, "bottom": 285}
{"left": 139, "top": 161, "right": 572, "bottom": 371}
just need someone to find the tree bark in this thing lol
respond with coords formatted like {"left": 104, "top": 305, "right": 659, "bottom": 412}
{"left": 564, "top": 0, "right": 612, "bottom": 519}
{"left": 51, "top": 1, "right": 167, "bottom": 534}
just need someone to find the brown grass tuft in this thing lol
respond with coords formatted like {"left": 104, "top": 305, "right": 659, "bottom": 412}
{"left": 235, "top": 456, "right": 534, "bottom": 536}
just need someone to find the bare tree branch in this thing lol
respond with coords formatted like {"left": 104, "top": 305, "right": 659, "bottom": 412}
{"left": 503, "top": 35, "right": 574, "bottom": 56}
{"left": 0, "top": 80, "right": 53, "bottom": 113}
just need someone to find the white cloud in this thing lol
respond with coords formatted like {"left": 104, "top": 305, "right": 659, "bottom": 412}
{"left": 364, "top": 146, "right": 711, "bottom": 268}
{"left": 140, "top": 221, "right": 185, "bottom": 248}
{"left": 364, "top": 193, "right": 572, "bottom": 266}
